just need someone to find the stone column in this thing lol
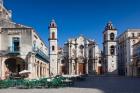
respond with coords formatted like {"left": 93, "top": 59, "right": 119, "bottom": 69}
{"left": 35, "top": 63, "right": 37, "bottom": 78}
{"left": 77, "top": 62, "right": 79, "bottom": 75}
{"left": 46, "top": 64, "right": 49, "bottom": 77}
{"left": 38, "top": 62, "right": 40, "bottom": 78}
{"left": 69, "top": 60, "right": 72, "bottom": 75}
{"left": 41, "top": 63, "right": 43, "bottom": 77}
{"left": 86, "top": 59, "right": 89, "bottom": 74}
{"left": 43, "top": 65, "right": 44, "bottom": 77}
{"left": 28, "top": 53, "right": 36, "bottom": 79}
{"left": 1, "top": 58, "right": 5, "bottom": 79}
{"left": 72, "top": 60, "right": 75, "bottom": 75}
{"left": 0, "top": 57, "right": 2, "bottom": 79}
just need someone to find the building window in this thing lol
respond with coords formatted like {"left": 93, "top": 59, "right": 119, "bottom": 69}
{"left": 52, "top": 32, "right": 55, "bottom": 39}
{"left": 33, "top": 40, "right": 36, "bottom": 48}
{"left": 110, "top": 45, "right": 115, "bottom": 55}
{"left": 34, "top": 35, "right": 38, "bottom": 39}
{"left": 110, "top": 33, "right": 115, "bottom": 40}
{"left": 52, "top": 46, "right": 55, "bottom": 51}
{"left": 12, "top": 37, "right": 20, "bottom": 52}
{"left": 132, "top": 33, "right": 135, "bottom": 37}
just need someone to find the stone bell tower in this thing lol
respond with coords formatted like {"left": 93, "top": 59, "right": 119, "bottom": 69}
{"left": 48, "top": 19, "right": 58, "bottom": 76}
{"left": 103, "top": 21, "right": 118, "bottom": 74}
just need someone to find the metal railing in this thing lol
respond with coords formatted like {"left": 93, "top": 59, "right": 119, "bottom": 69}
{"left": 8, "top": 46, "right": 20, "bottom": 54}
{"left": 33, "top": 47, "right": 49, "bottom": 62}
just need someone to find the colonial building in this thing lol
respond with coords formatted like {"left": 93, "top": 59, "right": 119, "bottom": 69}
{"left": 63, "top": 35, "right": 102, "bottom": 75}
{"left": 0, "top": 0, "right": 49, "bottom": 80}
{"left": 48, "top": 20, "right": 58, "bottom": 76}
{"left": 103, "top": 21, "right": 118, "bottom": 75}
{"left": 117, "top": 29, "right": 140, "bottom": 76}
{"left": 132, "top": 41, "right": 140, "bottom": 76}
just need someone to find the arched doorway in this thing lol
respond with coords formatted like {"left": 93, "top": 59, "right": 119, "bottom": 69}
{"left": 5, "top": 57, "right": 27, "bottom": 78}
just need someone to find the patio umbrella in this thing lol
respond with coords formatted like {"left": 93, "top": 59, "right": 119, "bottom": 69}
{"left": 19, "top": 70, "right": 31, "bottom": 75}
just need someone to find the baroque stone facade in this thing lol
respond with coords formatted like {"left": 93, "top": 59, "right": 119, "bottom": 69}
{"left": 63, "top": 35, "right": 102, "bottom": 75}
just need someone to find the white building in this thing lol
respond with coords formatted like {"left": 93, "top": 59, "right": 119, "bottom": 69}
{"left": 0, "top": 0, "right": 49, "bottom": 80}
{"left": 117, "top": 29, "right": 140, "bottom": 76}
{"left": 63, "top": 35, "right": 102, "bottom": 75}
{"left": 103, "top": 21, "right": 118, "bottom": 75}
{"left": 132, "top": 40, "right": 140, "bottom": 76}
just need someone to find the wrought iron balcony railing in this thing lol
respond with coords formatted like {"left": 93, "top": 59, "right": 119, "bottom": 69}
{"left": 8, "top": 46, "right": 20, "bottom": 54}
{"left": 33, "top": 47, "right": 49, "bottom": 62}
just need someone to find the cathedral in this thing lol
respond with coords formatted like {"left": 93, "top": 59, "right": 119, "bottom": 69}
{"left": 1, "top": 0, "right": 140, "bottom": 80}
{"left": 63, "top": 35, "right": 102, "bottom": 75}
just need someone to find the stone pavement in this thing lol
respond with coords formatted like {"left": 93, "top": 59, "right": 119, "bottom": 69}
{"left": 0, "top": 76, "right": 140, "bottom": 93}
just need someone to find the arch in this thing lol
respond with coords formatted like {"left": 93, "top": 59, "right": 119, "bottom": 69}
{"left": 110, "top": 33, "right": 115, "bottom": 40}
{"left": 79, "top": 45, "right": 84, "bottom": 49}
{"left": 110, "top": 45, "right": 115, "bottom": 55}
{"left": 52, "top": 46, "right": 55, "bottom": 51}
{"left": 4, "top": 57, "right": 26, "bottom": 78}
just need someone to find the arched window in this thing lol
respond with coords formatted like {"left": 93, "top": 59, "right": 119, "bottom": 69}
{"left": 110, "top": 45, "right": 115, "bottom": 55}
{"left": 110, "top": 33, "right": 115, "bottom": 40}
{"left": 52, "top": 32, "right": 55, "bottom": 39}
{"left": 52, "top": 46, "right": 55, "bottom": 51}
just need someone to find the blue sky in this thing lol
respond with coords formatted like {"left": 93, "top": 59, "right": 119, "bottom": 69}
{"left": 4, "top": 0, "right": 140, "bottom": 48}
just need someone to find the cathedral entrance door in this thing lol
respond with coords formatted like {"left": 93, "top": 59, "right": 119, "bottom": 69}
{"left": 79, "top": 63, "right": 86, "bottom": 75}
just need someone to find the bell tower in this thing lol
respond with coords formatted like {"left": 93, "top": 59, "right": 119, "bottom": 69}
{"left": 48, "top": 19, "right": 58, "bottom": 76}
{"left": 103, "top": 21, "right": 118, "bottom": 74}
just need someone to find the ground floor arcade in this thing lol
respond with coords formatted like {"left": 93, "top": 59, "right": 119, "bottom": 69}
{"left": 0, "top": 53, "right": 49, "bottom": 80}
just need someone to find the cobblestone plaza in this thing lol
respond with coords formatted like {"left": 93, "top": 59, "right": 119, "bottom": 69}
{"left": 0, "top": 76, "right": 140, "bottom": 93}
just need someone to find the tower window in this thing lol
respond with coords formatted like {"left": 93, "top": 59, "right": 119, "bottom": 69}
{"left": 52, "top": 46, "right": 55, "bottom": 51}
{"left": 110, "top": 45, "right": 115, "bottom": 55}
{"left": 52, "top": 32, "right": 55, "bottom": 39}
{"left": 110, "top": 33, "right": 115, "bottom": 40}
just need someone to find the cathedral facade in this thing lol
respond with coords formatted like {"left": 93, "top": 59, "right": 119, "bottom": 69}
{"left": 63, "top": 35, "right": 102, "bottom": 75}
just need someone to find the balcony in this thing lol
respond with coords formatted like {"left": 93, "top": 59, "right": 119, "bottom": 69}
{"left": 7, "top": 46, "right": 20, "bottom": 55}
{"left": 33, "top": 47, "right": 49, "bottom": 63}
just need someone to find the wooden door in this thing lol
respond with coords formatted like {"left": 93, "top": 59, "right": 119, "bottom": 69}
{"left": 79, "top": 63, "right": 86, "bottom": 75}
